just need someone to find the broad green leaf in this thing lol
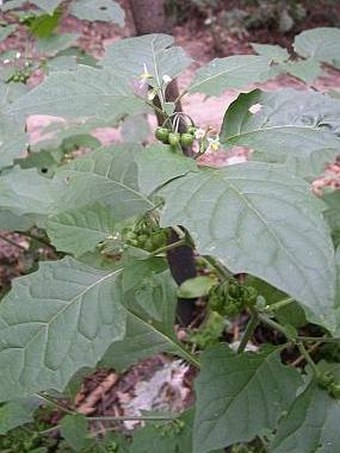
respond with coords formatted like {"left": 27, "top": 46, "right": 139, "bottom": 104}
{"left": 5, "top": 66, "right": 149, "bottom": 124}
{"left": 30, "top": 0, "right": 63, "bottom": 14}
{"left": 71, "top": 0, "right": 125, "bottom": 26}
{"left": 0, "top": 397, "right": 41, "bottom": 434}
{"left": 294, "top": 27, "right": 340, "bottom": 68}
{"left": 284, "top": 59, "right": 322, "bottom": 83}
{"left": 0, "top": 209, "right": 36, "bottom": 231}
{"left": 0, "top": 257, "right": 126, "bottom": 401}
{"left": 1, "top": 0, "right": 26, "bottom": 11}
{"left": 188, "top": 55, "right": 271, "bottom": 96}
{"left": 220, "top": 89, "right": 340, "bottom": 179}
{"left": 60, "top": 414, "right": 88, "bottom": 451}
{"left": 0, "top": 25, "right": 15, "bottom": 42}
{"left": 27, "top": 10, "right": 61, "bottom": 38}
{"left": 178, "top": 276, "right": 216, "bottom": 298}
{"left": 0, "top": 167, "right": 63, "bottom": 216}
{"left": 36, "top": 33, "right": 80, "bottom": 57}
{"left": 194, "top": 345, "right": 302, "bottom": 452}
{"left": 136, "top": 144, "right": 197, "bottom": 194}
{"left": 335, "top": 246, "right": 340, "bottom": 333}
{"left": 121, "top": 114, "right": 151, "bottom": 144}
{"left": 130, "top": 410, "right": 195, "bottom": 453}
{"left": 47, "top": 203, "right": 118, "bottom": 256}
{"left": 323, "top": 190, "right": 340, "bottom": 247}
{"left": 271, "top": 380, "right": 340, "bottom": 452}
{"left": 102, "top": 34, "right": 192, "bottom": 87}
{"left": 102, "top": 266, "right": 178, "bottom": 371}
{"left": 52, "top": 146, "right": 155, "bottom": 220}
{"left": 251, "top": 43, "right": 289, "bottom": 62}
{"left": 0, "top": 116, "right": 28, "bottom": 167}
{"left": 159, "top": 162, "right": 336, "bottom": 332}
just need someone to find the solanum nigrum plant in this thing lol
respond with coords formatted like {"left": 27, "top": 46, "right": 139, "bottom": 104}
{"left": 0, "top": 1, "right": 340, "bottom": 449}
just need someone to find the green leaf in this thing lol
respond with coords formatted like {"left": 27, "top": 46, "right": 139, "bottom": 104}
{"left": 177, "top": 276, "right": 216, "bottom": 298}
{"left": 130, "top": 410, "right": 195, "bottom": 453}
{"left": 71, "top": 0, "right": 125, "bottom": 26}
{"left": 5, "top": 66, "right": 148, "bottom": 124}
{"left": 0, "top": 116, "right": 28, "bottom": 167}
{"left": 159, "top": 162, "right": 336, "bottom": 332}
{"left": 335, "top": 246, "right": 340, "bottom": 333}
{"left": 30, "top": 0, "right": 63, "bottom": 14}
{"left": 322, "top": 190, "right": 340, "bottom": 247}
{"left": 188, "top": 55, "right": 271, "bottom": 96}
{"left": 136, "top": 144, "right": 197, "bottom": 194}
{"left": 102, "top": 266, "right": 178, "bottom": 371}
{"left": 220, "top": 89, "right": 340, "bottom": 179}
{"left": 0, "top": 397, "right": 41, "bottom": 434}
{"left": 271, "top": 380, "right": 340, "bottom": 452}
{"left": 194, "top": 345, "right": 302, "bottom": 452}
{"left": 0, "top": 257, "right": 126, "bottom": 401}
{"left": 102, "top": 34, "right": 192, "bottom": 87}
{"left": 0, "top": 25, "right": 15, "bottom": 43}
{"left": 0, "top": 209, "right": 36, "bottom": 231}
{"left": 52, "top": 146, "right": 155, "bottom": 221}
{"left": 27, "top": 10, "right": 61, "bottom": 38}
{"left": 251, "top": 43, "right": 290, "bottom": 62}
{"left": 60, "top": 414, "right": 88, "bottom": 451}
{"left": 36, "top": 33, "right": 80, "bottom": 57}
{"left": 0, "top": 167, "right": 63, "bottom": 217}
{"left": 121, "top": 114, "right": 151, "bottom": 144}
{"left": 47, "top": 203, "right": 118, "bottom": 257}
{"left": 294, "top": 27, "right": 340, "bottom": 68}
{"left": 283, "top": 59, "right": 322, "bottom": 83}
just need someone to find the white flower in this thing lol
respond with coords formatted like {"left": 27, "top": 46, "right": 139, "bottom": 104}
{"left": 3, "top": 59, "right": 10, "bottom": 64}
{"left": 207, "top": 136, "right": 220, "bottom": 152}
{"left": 194, "top": 128, "right": 206, "bottom": 140}
{"left": 15, "top": 52, "right": 21, "bottom": 59}
{"left": 248, "top": 103, "right": 262, "bottom": 114}
{"left": 162, "top": 74, "right": 172, "bottom": 84}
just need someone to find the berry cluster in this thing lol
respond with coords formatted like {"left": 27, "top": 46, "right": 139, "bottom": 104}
{"left": 155, "top": 125, "right": 197, "bottom": 147}
{"left": 208, "top": 281, "right": 257, "bottom": 318}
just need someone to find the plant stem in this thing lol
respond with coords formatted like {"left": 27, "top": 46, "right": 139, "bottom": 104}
{"left": 150, "top": 238, "right": 186, "bottom": 256}
{"left": 35, "top": 392, "right": 75, "bottom": 415}
{"left": 265, "top": 297, "right": 295, "bottom": 312}
{"left": 296, "top": 341, "right": 319, "bottom": 375}
{"left": 257, "top": 313, "right": 291, "bottom": 338}
{"left": 203, "top": 255, "right": 233, "bottom": 280}
{"left": 88, "top": 414, "right": 177, "bottom": 422}
{"left": 237, "top": 309, "right": 259, "bottom": 353}
{"left": 18, "top": 231, "right": 55, "bottom": 250}
{"left": 296, "top": 336, "right": 340, "bottom": 343}
{"left": 0, "top": 233, "right": 27, "bottom": 252}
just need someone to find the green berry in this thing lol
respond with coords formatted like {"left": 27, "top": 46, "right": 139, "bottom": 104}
{"left": 168, "top": 132, "right": 181, "bottom": 146}
{"left": 155, "top": 127, "right": 170, "bottom": 143}
{"left": 180, "top": 133, "right": 194, "bottom": 146}
{"left": 187, "top": 126, "right": 197, "bottom": 135}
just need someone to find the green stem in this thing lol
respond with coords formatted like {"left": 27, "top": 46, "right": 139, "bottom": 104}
{"left": 203, "top": 256, "right": 234, "bottom": 280}
{"left": 150, "top": 238, "right": 186, "bottom": 256}
{"left": 88, "top": 414, "right": 177, "bottom": 422}
{"left": 257, "top": 313, "right": 291, "bottom": 338}
{"left": 265, "top": 297, "right": 295, "bottom": 312}
{"left": 297, "top": 336, "right": 340, "bottom": 343}
{"left": 296, "top": 341, "right": 319, "bottom": 375}
{"left": 0, "top": 233, "right": 27, "bottom": 252}
{"left": 174, "top": 89, "right": 188, "bottom": 106}
{"left": 35, "top": 392, "right": 75, "bottom": 415}
{"left": 237, "top": 309, "right": 259, "bottom": 353}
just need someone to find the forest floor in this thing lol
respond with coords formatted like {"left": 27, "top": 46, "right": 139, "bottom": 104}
{"left": 1, "top": 1, "right": 340, "bottom": 446}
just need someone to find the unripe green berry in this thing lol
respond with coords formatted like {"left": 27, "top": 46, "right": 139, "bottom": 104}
{"left": 168, "top": 132, "right": 181, "bottom": 146}
{"left": 180, "top": 133, "right": 194, "bottom": 146}
{"left": 155, "top": 127, "right": 170, "bottom": 144}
